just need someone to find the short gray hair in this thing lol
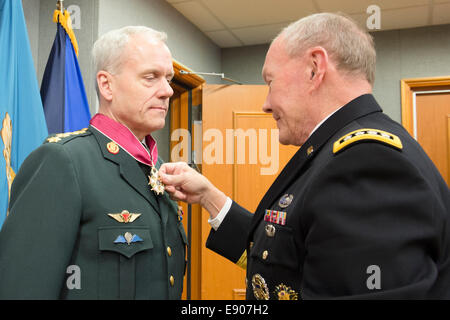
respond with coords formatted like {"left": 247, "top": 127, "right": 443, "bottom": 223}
{"left": 92, "top": 26, "right": 168, "bottom": 97}
{"left": 279, "top": 13, "right": 376, "bottom": 85}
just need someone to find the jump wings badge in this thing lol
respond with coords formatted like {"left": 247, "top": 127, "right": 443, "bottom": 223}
{"left": 114, "top": 232, "right": 143, "bottom": 245}
{"left": 148, "top": 166, "right": 165, "bottom": 195}
{"left": 108, "top": 210, "right": 141, "bottom": 223}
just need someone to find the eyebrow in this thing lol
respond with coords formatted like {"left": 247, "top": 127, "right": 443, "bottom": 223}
{"left": 141, "top": 68, "right": 174, "bottom": 78}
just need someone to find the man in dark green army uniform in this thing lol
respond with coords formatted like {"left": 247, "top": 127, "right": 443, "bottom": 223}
{"left": 0, "top": 26, "right": 187, "bottom": 299}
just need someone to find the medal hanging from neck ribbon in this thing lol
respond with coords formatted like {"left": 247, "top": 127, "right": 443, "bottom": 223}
{"left": 90, "top": 114, "right": 165, "bottom": 195}
{"left": 148, "top": 165, "right": 165, "bottom": 195}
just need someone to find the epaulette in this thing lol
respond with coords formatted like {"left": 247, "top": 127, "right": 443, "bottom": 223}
{"left": 333, "top": 128, "right": 403, "bottom": 154}
{"left": 45, "top": 128, "right": 90, "bottom": 144}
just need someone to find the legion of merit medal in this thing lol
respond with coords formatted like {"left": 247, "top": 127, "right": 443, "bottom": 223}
{"left": 148, "top": 166, "right": 165, "bottom": 195}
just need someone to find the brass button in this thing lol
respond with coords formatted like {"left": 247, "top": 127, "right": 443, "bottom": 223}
{"left": 167, "top": 246, "right": 172, "bottom": 257}
{"left": 169, "top": 275, "right": 174, "bottom": 286}
{"left": 265, "top": 224, "right": 276, "bottom": 237}
{"left": 249, "top": 242, "right": 254, "bottom": 249}
{"left": 262, "top": 250, "right": 268, "bottom": 260}
{"left": 307, "top": 145, "right": 314, "bottom": 156}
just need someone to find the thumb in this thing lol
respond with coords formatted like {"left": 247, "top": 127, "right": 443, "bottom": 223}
{"left": 159, "top": 162, "right": 178, "bottom": 176}
{"left": 159, "top": 161, "right": 190, "bottom": 176}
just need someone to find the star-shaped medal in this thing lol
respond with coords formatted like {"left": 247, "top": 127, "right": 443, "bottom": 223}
{"left": 148, "top": 166, "right": 165, "bottom": 195}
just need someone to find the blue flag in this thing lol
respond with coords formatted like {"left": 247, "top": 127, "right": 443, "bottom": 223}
{"left": 40, "top": 9, "right": 91, "bottom": 134}
{"left": 0, "top": 0, "right": 49, "bottom": 228}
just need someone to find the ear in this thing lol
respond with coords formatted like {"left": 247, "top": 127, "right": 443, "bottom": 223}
{"left": 307, "top": 46, "right": 329, "bottom": 90}
{"left": 97, "top": 71, "right": 113, "bottom": 102}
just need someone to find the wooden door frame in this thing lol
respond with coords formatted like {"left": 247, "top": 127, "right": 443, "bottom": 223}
{"left": 400, "top": 76, "right": 450, "bottom": 137}
{"left": 448, "top": 115, "right": 450, "bottom": 184}
{"left": 172, "top": 60, "right": 205, "bottom": 91}
{"left": 170, "top": 59, "right": 205, "bottom": 300}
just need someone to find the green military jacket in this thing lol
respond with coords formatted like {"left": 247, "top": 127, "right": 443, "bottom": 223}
{"left": 0, "top": 126, "right": 187, "bottom": 299}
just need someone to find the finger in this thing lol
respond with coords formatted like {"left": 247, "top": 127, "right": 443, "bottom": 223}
{"left": 161, "top": 161, "right": 192, "bottom": 175}
{"left": 168, "top": 189, "right": 187, "bottom": 202}
{"left": 164, "top": 184, "right": 187, "bottom": 200}
{"left": 160, "top": 170, "right": 189, "bottom": 186}
{"left": 164, "top": 185, "right": 177, "bottom": 194}
{"left": 159, "top": 162, "right": 180, "bottom": 175}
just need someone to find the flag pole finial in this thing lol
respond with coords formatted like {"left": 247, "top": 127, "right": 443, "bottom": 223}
{"left": 56, "top": 0, "right": 64, "bottom": 12}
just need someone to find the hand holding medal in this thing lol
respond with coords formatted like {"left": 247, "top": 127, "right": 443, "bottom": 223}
{"left": 158, "top": 162, "right": 227, "bottom": 219}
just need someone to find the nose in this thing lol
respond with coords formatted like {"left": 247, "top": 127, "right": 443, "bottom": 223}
{"left": 262, "top": 95, "right": 272, "bottom": 114}
{"left": 158, "top": 78, "right": 174, "bottom": 100}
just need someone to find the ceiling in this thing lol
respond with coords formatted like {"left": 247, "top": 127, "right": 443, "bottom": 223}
{"left": 165, "top": 0, "right": 450, "bottom": 48}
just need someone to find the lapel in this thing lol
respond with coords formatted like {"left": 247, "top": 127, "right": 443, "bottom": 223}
{"left": 90, "top": 126, "right": 161, "bottom": 215}
{"left": 248, "top": 94, "right": 383, "bottom": 236}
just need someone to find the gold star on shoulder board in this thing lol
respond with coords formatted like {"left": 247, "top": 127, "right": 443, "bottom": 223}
{"left": 148, "top": 166, "right": 165, "bottom": 195}
{"left": 47, "top": 136, "right": 61, "bottom": 143}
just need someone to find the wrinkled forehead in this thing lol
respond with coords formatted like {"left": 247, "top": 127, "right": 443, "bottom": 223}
{"left": 126, "top": 34, "right": 171, "bottom": 58}
{"left": 122, "top": 35, "right": 174, "bottom": 72}
{"left": 262, "top": 38, "right": 287, "bottom": 80}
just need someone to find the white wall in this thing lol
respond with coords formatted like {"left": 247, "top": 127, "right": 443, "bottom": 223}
{"left": 221, "top": 24, "right": 450, "bottom": 123}
{"left": 97, "top": 0, "right": 221, "bottom": 84}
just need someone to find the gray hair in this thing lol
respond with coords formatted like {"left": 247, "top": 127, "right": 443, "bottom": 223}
{"left": 278, "top": 13, "right": 376, "bottom": 85}
{"left": 92, "top": 26, "right": 168, "bottom": 97}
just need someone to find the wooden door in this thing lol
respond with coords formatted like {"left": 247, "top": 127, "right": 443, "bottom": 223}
{"left": 401, "top": 77, "right": 450, "bottom": 186}
{"left": 200, "top": 84, "right": 298, "bottom": 299}
{"left": 169, "top": 60, "right": 205, "bottom": 300}
{"left": 415, "top": 91, "right": 450, "bottom": 185}
{"left": 170, "top": 87, "right": 203, "bottom": 300}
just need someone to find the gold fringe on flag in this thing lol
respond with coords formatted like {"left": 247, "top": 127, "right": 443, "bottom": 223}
{"left": 52, "top": 10, "right": 79, "bottom": 56}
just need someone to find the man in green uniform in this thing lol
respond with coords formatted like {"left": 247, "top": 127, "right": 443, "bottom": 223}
{"left": 0, "top": 26, "right": 187, "bottom": 299}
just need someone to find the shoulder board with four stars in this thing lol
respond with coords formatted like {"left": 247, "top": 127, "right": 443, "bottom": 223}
{"left": 333, "top": 128, "right": 403, "bottom": 154}
{"left": 45, "top": 128, "right": 90, "bottom": 144}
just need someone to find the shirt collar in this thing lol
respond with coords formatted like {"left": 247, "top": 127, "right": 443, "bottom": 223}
{"left": 307, "top": 106, "right": 344, "bottom": 139}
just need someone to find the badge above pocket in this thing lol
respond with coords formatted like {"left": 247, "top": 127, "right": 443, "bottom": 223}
{"left": 98, "top": 226, "right": 153, "bottom": 259}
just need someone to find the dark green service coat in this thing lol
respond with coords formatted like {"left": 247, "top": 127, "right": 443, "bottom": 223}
{"left": 0, "top": 126, "right": 187, "bottom": 299}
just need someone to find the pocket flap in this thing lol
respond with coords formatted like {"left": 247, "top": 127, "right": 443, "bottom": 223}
{"left": 250, "top": 224, "right": 299, "bottom": 270}
{"left": 98, "top": 226, "right": 153, "bottom": 259}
